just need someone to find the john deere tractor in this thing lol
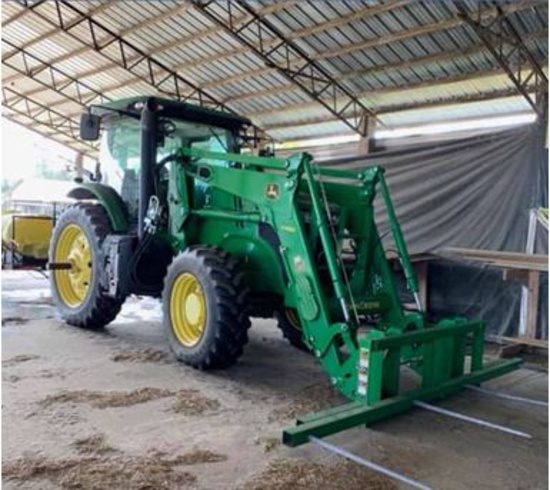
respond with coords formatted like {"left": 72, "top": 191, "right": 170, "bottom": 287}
{"left": 49, "top": 97, "right": 520, "bottom": 445}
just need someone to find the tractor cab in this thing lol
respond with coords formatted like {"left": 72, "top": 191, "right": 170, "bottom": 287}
{"left": 81, "top": 96, "right": 252, "bottom": 230}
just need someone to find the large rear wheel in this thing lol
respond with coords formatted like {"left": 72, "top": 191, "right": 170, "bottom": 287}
{"left": 163, "top": 246, "right": 250, "bottom": 369}
{"left": 49, "top": 203, "right": 124, "bottom": 328}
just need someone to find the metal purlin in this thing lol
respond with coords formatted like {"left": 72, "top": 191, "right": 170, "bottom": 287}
{"left": 13, "top": 0, "right": 267, "bottom": 138}
{"left": 456, "top": 1, "right": 548, "bottom": 120}
{"left": 191, "top": 0, "right": 378, "bottom": 136}
{"left": 2, "top": 86, "right": 98, "bottom": 157}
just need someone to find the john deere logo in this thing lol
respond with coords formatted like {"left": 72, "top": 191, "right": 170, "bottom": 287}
{"left": 266, "top": 183, "right": 279, "bottom": 199}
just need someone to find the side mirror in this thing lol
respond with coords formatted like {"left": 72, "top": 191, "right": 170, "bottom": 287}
{"left": 80, "top": 112, "right": 101, "bottom": 141}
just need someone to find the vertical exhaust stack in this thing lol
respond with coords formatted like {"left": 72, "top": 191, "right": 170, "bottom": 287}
{"left": 139, "top": 100, "right": 158, "bottom": 240}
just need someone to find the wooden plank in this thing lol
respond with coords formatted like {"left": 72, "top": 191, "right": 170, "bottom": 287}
{"left": 525, "top": 270, "right": 540, "bottom": 341}
{"left": 494, "top": 335, "right": 548, "bottom": 349}
{"left": 498, "top": 343, "right": 526, "bottom": 358}
{"left": 441, "top": 247, "right": 548, "bottom": 271}
{"left": 415, "top": 260, "right": 429, "bottom": 311}
{"left": 503, "top": 269, "right": 530, "bottom": 285}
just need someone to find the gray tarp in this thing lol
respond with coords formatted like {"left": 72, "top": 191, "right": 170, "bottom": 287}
{"left": 321, "top": 123, "right": 547, "bottom": 255}
{"left": 318, "top": 123, "right": 548, "bottom": 338}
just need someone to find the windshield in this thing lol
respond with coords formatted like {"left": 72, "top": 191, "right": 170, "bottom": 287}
{"left": 99, "top": 115, "right": 234, "bottom": 195}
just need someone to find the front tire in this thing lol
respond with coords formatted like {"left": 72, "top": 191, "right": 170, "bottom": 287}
{"left": 163, "top": 246, "right": 250, "bottom": 369}
{"left": 49, "top": 203, "right": 124, "bottom": 329}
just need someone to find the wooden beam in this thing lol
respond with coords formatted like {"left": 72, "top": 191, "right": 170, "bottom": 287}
{"left": 525, "top": 271, "right": 541, "bottom": 341}
{"left": 2, "top": 1, "right": 193, "bottom": 86}
{"left": 20, "top": 29, "right": 546, "bottom": 118}
{"left": 493, "top": 336, "right": 548, "bottom": 349}
{"left": 263, "top": 90, "right": 535, "bottom": 132}
{"left": 315, "top": 0, "right": 538, "bottom": 60}
{"left": 3, "top": 0, "right": 298, "bottom": 89}
{"left": 375, "top": 91, "right": 534, "bottom": 115}
{"left": 2, "top": 7, "right": 30, "bottom": 28}
{"left": 442, "top": 247, "right": 549, "bottom": 271}
{"left": 327, "top": 30, "right": 547, "bottom": 82}
{"left": 166, "top": 1, "right": 411, "bottom": 74}
{"left": 233, "top": 64, "right": 542, "bottom": 108}
{"left": 199, "top": 29, "right": 547, "bottom": 94}
{"left": 118, "top": 2, "right": 192, "bottom": 37}
{"left": 185, "top": 1, "right": 538, "bottom": 77}
{"left": 64, "top": 0, "right": 533, "bottom": 93}
{"left": 287, "top": 0, "right": 413, "bottom": 39}
{"left": 2, "top": 1, "right": 115, "bottom": 81}
{"left": 247, "top": 64, "right": 542, "bottom": 121}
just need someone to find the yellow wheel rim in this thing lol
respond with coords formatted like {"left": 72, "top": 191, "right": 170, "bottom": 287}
{"left": 170, "top": 273, "right": 206, "bottom": 347}
{"left": 53, "top": 224, "right": 92, "bottom": 308}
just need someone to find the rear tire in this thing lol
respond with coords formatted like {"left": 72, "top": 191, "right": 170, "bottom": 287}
{"left": 49, "top": 203, "right": 124, "bottom": 329}
{"left": 276, "top": 308, "right": 310, "bottom": 352}
{"left": 163, "top": 246, "right": 250, "bottom": 369}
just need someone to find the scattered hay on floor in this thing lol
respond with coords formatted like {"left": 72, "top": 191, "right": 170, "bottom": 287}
{"left": 111, "top": 347, "right": 168, "bottom": 364}
{"left": 171, "top": 390, "right": 221, "bottom": 416}
{"left": 38, "top": 369, "right": 65, "bottom": 380}
{"left": 254, "top": 437, "right": 281, "bottom": 453}
{"left": 268, "top": 383, "right": 345, "bottom": 422}
{"left": 71, "top": 434, "right": 117, "bottom": 455}
{"left": 239, "top": 458, "right": 396, "bottom": 490}
{"left": 151, "top": 449, "right": 228, "bottom": 465}
{"left": 2, "top": 316, "right": 30, "bottom": 326}
{"left": 2, "top": 453, "right": 197, "bottom": 490}
{"left": 2, "top": 354, "right": 40, "bottom": 367}
{"left": 40, "top": 387, "right": 175, "bottom": 409}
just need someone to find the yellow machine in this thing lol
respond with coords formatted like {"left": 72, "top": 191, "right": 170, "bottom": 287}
{"left": 2, "top": 212, "right": 53, "bottom": 268}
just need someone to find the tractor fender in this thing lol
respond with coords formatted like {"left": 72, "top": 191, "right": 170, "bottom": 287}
{"left": 67, "top": 183, "right": 129, "bottom": 233}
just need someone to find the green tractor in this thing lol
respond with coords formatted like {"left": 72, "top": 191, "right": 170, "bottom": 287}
{"left": 49, "top": 97, "right": 520, "bottom": 446}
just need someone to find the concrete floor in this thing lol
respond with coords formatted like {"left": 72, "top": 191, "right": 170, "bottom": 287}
{"left": 2, "top": 271, "right": 548, "bottom": 489}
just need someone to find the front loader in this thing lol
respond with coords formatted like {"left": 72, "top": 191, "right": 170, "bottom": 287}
{"left": 49, "top": 97, "right": 520, "bottom": 445}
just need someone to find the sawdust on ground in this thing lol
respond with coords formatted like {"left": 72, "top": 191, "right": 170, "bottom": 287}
{"left": 3, "top": 453, "right": 194, "bottom": 489}
{"left": 71, "top": 434, "right": 117, "bottom": 455}
{"left": 40, "top": 387, "right": 174, "bottom": 409}
{"left": 268, "top": 383, "right": 345, "bottom": 422}
{"left": 254, "top": 437, "right": 281, "bottom": 453}
{"left": 239, "top": 457, "right": 396, "bottom": 490}
{"left": 3, "top": 354, "right": 40, "bottom": 367}
{"left": 171, "top": 389, "right": 221, "bottom": 415}
{"left": 111, "top": 347, "right": 168, "bottom": 364}
{"left": 152, "top": 449, "right": 228, "bottom": 465}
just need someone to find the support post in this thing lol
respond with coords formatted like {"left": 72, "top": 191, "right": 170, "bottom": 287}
{"left": 74, "top": 152, "right": 84, "bottom": 182}
{"left": 357, "top": 113, "right": 376, "bottom": 155}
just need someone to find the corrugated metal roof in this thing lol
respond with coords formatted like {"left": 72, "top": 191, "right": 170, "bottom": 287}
{"left": 1, "top": 0, "right": 547, "bottom": 154}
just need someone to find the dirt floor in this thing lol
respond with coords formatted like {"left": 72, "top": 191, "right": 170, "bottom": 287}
{"left": 2, "top": 271, "right": 548, "bottom": 489}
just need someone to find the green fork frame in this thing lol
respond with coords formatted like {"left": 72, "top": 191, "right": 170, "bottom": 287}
{"left": 171, "top": 148, "right": 520, "bottom": 446}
